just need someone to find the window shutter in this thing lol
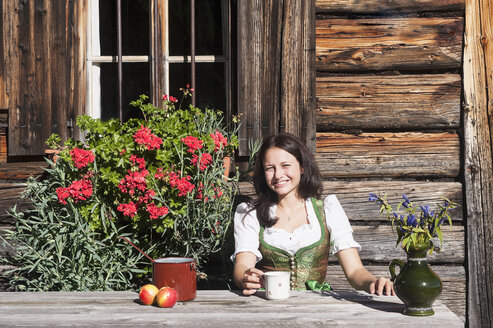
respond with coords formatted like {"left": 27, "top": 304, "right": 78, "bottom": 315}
{"left": 237, "top": 0, "right": 315, "bottom": 155}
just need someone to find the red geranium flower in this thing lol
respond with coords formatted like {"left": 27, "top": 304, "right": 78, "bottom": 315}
{"left": 181, "top": 136, "right": 203, "bottom": 153}
{"left": 117, "top": 202, "right": 138, "bottom": 218}
{"left": 70, "top": 148, "right": 95, "bottom": 169}
{"left": 210, "top": 130, "right": 227, "bottom": 152}
{"left": 133, "top": 125, "right": 162, "bottom": 150}
{"left": 146, "top": 203, "right": 169, "bottom": 219}
{"left": 56, "top": 177, "right": 93, "bottom": 204}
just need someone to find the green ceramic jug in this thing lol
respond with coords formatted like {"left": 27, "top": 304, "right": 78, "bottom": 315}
{"left": 389, "top": 240, "right": 443, "bottom": 316}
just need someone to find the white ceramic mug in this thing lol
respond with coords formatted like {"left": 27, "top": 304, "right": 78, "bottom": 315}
{"left": 263, "top": 271, "right": 290, "bottom": 300}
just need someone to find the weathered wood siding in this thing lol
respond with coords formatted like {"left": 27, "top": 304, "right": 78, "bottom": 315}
{"left": 1, "top": 1, "right": 87, "bottom": 156}
{"left": 313, "top": 0, "right": 465, "bottom": 320}
{"left": 237, "top": 0, "right": 316, "bottom": 153}
{"left": 462, "top": 0, "right": 493, "bottom": 326}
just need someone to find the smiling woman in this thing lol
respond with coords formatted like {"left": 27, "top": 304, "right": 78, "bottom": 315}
{"left": 232, "top": 133, "right": 394, "bottom": 296}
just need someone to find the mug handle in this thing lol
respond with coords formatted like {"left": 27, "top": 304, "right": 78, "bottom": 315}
{"left": 389, "top": 259, "right": 404, "bottom": 282}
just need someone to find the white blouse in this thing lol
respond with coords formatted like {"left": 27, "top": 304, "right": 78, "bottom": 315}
{"left": 231, "top": 195, "right": 361, "bottom": 262}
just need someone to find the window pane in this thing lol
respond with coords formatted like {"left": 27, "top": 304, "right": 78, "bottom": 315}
{"left": 169, "top": 0, "right": 225, "bottom": 56}
{"left": 99, "top": 0, "right": 150, "bottom": 56}
{"left": 100, "top": 62, "right": 150, "bottom": 121}
{"left": 169, "top": 63, "right": 225, "bottom": 112}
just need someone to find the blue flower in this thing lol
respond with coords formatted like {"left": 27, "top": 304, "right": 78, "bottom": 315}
{"left": 420, "top": 205, "right": 431, "bottom": 218}
{"left": 402, "top": 194, "right": 411, "bottom": 208}
{"left": 368, "top": 193, "right": 379, "bottom": 202}
{"left": 406, "top": 214, "right": 418, "bottom": 228}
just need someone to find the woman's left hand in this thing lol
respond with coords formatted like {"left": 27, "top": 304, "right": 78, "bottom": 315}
{"left": 369, "top": 277, "right": 394, "bottom": 296}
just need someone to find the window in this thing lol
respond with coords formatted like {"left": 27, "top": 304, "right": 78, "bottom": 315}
{"left": 87, "top": 0, "right": 234, "bottom": 122}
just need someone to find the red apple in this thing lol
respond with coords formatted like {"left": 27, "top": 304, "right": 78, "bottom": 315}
{"left": 139, "top": 284, "right": 159, "bottom": 305}
{"left": 155, "top": 287, "right": 178, "bottom": 308}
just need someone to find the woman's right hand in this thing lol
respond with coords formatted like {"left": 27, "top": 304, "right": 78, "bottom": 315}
{"left": 241, "top": 267, "right": 264, "bottom": 295}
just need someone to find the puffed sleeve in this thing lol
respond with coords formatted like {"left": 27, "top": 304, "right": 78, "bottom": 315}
{"left": 230, "top": 202, "right": 263, "bottom": 263}
{"left": 324, "top": 194, "right": 361, "bottom": 255}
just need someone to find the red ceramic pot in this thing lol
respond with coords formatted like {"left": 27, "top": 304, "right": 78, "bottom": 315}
{"left": 152, "top": 257, "right": 197, "bottom": 301}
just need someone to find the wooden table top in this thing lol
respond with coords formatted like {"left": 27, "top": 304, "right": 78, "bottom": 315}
{"left": 0, "top": 290, "right": 464, "bottom": 327}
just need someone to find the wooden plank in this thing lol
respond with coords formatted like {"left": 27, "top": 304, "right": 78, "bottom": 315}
{"left": 349, "top": 225, "right": 464, "bottom": 264}
{"left": 0, "top": 130, "right": 6, "bottom": 163}
{"left": 237, "top": 0, "right": 280, "bottom": 155}
{"left": 1, "top": 112, "right": 7, "bottom": 163}
{"left": 463, "top": 0, "right": 493, "bottom": 326}
{"left": 0, "top": 183, "right": 28, "bottom": 224}
{"left": 4, "top": 1, "right": 86, "bottom": 156}
{"left": 150, "top": 0, "right": 166, "bottom": 106}
{"left": 316, "top": 0, "right": 465, "bottom": 14}
{"left": 0, "top": 291, "right": 465, "bottom": 326}
{"left": 237, "top": 0, "right": 316, "bottom": 154}
{"left": 315, "top": 132, "right": 460, "bottom": 178}
{"left": 0, "top": 3, "right": 8, "bottom": 110}
{"left": 280, "top": 0, "right": 316, "bottom": 151}
{"left": 316, "top": 74, "right": 461, "bottom": 130}
{"left": 316, "top": 17, "right": 463, "bottom": 72}
{"left": 238, "top": 180, "right": 464, "bottom": 222}
{"left": 325, "top": 264, "right": 465, "bottom": 320}
{"left": 0, "top": 161, "right": 46, "bottom": 180}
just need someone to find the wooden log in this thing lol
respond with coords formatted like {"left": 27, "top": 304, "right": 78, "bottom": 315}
{"left": 462, "top": 0, "right": 493, "bottom": 326}
{"left": 315, "top": 132, "right": 460, "bottom": 178}
{"left": 325, "top": 264, "right": 465, "bottom": 320}
{"left": 316, "top": 17, "right": 463, "bottom": 72}
{"left": 347, "top": 225, "right": 464, "bottom": 264}
{"left": 238, "top": 180, "right": 464, "bottom": 222}
{"left": 316, "top": 74, "right": 461, "bottom": 130}
{"left": 0, "top": 183, "right": 28, "bottom": 224}
{"left": 0, "top": 161, "right": 46, "bottom": 180}
{"left": 316, "top": 0, "right": 465, "bottom": 14}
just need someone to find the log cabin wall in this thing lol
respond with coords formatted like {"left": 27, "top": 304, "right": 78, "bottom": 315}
{"left": 315, "top": 0, "right": 465, "bottom": 320}
{"left": 1, "top": 0, "right": 87, "bottom": 157}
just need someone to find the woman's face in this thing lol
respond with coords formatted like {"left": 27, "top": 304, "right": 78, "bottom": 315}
{"left": 263, "top": 147, "right": 303, "bottom": 199}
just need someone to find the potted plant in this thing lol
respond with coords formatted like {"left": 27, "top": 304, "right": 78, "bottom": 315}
{"left": 369, "top": 193, "right": 458, "bottom": 316}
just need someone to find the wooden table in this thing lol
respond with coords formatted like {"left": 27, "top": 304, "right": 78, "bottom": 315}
{"left": 0, "top": 290, "right": 464, "bottom": 327}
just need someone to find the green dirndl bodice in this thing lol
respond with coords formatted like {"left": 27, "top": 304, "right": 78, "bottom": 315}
{"left": 257, "top": 198, "right": 331, "bottom": 290}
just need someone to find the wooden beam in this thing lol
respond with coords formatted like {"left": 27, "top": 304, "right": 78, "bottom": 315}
{"left": 316, "top": 0, "right": 465, "bottom": 14}
{"left": 463, "top": 0, "right": 493, "bottom": 326}
{"left": 280, "top": 0, "right": 316, "bottom": 151}
{"left": 315, "top": 132, "right": 460, "bottom": 178}
{"left": 5, "top": 1, "right": 86, "bottom": 156}
{"left": 239, "top": 180, "right": 464, "bottom": 222}
{"left": 316, "top": 17, "right": 463, "bottom": 72}
{"left": 237, "top": 0, "right": 316, "bottom": 154}
{"left": 316, "top": 74, "right": 461, "bottom": 130}
{"left": 349, "top": 225, "right": 464, "bottom": 264}
{"left": 0, "top": 161, "right": 46, "bottom": 180}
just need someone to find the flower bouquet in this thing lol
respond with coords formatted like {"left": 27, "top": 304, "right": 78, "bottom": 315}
{"left": 369, "top": 193, "right": 459, "bottom": 316}
{"left": 368, "top": 193, "right": 458, "bottom": 252}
